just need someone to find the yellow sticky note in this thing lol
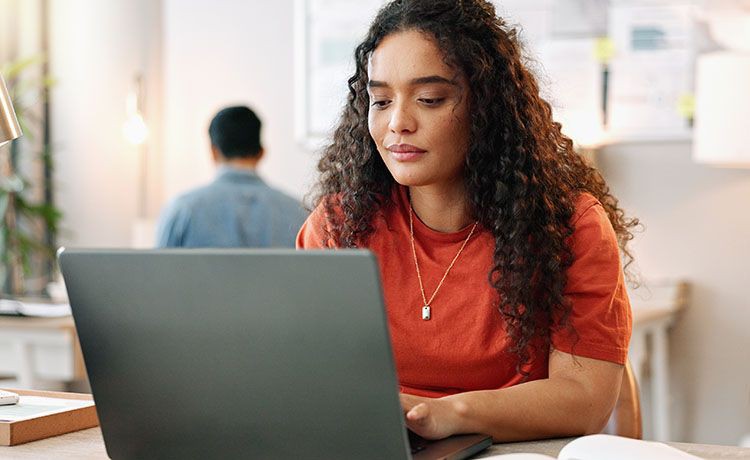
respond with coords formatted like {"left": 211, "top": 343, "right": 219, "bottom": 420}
{"left": 677, "top": 93, "right": 695, "bottom": 119}
{"left": 594, "top": 37, "right": 615, "bottom": 63}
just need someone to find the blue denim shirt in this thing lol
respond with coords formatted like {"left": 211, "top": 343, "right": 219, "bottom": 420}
{"left": 155, "top": 166, "right": 308, "bottom": 248}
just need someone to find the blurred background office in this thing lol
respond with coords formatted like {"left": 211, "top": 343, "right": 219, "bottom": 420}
{"left": 0, "top": 0, "right": 749, "bottom": 448}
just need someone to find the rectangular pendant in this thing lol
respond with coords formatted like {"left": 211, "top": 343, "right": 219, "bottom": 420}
{"left": 422, "top": 305, "right": 431, "bottom": 321}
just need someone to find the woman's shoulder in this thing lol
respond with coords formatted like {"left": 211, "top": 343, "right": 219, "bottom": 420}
{"left": 570, "top": 192, "right": 604, "bottom": 227}
{"left": 568, "top": 192, "right": 618, "bottom": 253}
{"left": 296, "top": 195, "right": 342, "bottom": 249}
{"left": 297, "top": 190, "right": 397, "bottom": 248}
{"left": 309, "top": 194, "right": 344, "bottom": 218}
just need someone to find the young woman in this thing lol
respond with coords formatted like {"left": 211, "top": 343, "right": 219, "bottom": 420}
{"left": 297, "top": 0, "right": 638, "bottom": 442}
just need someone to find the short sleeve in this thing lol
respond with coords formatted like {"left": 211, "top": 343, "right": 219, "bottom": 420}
{"left": 551, "top": 196, "right": 632, "bottom": 365}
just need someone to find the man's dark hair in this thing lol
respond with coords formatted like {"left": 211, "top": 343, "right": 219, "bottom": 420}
{"left": 208, "top": 106, "right": 262, "bottom": 158}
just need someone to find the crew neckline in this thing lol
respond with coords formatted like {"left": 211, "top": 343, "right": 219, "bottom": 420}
{"left": 395, "top": 186, "right": 480, "bottom": 244}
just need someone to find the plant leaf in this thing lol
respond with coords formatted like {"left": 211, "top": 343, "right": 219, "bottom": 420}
{"left": 1, "top": 55, "right": 46, "bottom": 79}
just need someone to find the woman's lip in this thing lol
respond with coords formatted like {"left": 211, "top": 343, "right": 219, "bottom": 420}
{"left": 387, "top": 143, "right": 426, "bottom": 153}
{"left": 388, "top": 150, "right": 425, "bottom": 162}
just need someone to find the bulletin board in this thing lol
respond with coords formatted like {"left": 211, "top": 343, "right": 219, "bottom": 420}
{"left": 294, "top": 0, "right": 386, "bottom": 148}
{"left": 295, "top": 0, "right": 698, "bottom": 148}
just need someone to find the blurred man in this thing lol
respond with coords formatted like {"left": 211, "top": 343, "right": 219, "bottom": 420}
{"left": 155, "top": 106, "right": 307, "bottom": 248}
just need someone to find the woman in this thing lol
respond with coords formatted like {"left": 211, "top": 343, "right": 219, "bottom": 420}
{"left": 297, "top": 0, "right": 638, "bottom": 442}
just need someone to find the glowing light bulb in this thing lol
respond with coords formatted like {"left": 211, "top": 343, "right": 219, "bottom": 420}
{"left": 123, "top": 113, "right": 148, "bottom": 145}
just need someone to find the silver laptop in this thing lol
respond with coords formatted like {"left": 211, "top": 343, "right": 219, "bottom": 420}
{"left": 58, "top": 249, "right": 491, "bottom": 460}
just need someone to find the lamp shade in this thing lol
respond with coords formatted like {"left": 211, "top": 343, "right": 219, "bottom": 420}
{"left": 693, "top": 52, "right": 750, "bottom": 167}
{"left": 0, "top": 74, "right": 23, "bottom": 147}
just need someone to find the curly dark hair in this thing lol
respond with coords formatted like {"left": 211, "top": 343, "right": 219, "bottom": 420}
{"left": 312, "top": 0, "right": 639, "bottom": 373}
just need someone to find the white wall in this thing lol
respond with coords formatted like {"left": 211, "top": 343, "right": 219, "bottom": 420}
{"left": 598, "top": 142, "right": 750, "bottom": 445}
{"left": 49, "top": 0, "right": 162, "bottom": 247}
{"left": 161, "top": 0, "right": 316, "bottom": 204}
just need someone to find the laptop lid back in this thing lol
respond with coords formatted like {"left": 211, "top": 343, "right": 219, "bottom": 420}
{"left": 59, "top": 249, "right": 411, "bottom": 459}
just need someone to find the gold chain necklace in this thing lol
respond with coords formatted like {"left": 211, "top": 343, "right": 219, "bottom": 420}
{"left": 408, "top": 203, "right": 478, "bottom": 321}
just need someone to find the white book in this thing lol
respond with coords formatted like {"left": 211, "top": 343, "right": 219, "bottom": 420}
{"left": 483, "top": 434, "right": 702, "bottom": 460}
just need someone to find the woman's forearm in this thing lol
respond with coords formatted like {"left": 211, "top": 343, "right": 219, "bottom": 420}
{"left": 443, "top": 355, "right": 623, "bottom": 442}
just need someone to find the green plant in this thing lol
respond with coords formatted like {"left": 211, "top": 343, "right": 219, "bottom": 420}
{"left": 0, "top": 56, "right": 62, "bottom": 295}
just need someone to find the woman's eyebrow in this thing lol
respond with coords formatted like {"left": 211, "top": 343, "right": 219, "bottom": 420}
{"left": 367, "top": 75, "right": 458, "bottom": 89}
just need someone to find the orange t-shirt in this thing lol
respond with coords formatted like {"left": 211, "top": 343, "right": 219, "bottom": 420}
{"left": 297, "top": 186, "right": 631, "bottom": 398}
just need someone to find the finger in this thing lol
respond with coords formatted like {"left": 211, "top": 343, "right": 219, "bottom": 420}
{"left": 406, "top": 403, "right": 429, "bottom": 422}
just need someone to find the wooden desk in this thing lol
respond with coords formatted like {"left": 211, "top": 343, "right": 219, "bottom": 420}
{"left": 1, "top": 428, "right": 749, "bottom": 459}
{"left": 0, "top": 315, "right": 86, "bottom": 389}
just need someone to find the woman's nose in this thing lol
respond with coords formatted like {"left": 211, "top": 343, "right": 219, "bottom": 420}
{"left": 388, "top": 102, "right": 416, "bottom": 133}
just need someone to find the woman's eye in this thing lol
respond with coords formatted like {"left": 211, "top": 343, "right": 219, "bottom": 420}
{"left": 419, "top": 97, "right": 445, "bottom": 106}
{"left": 371, "top": 100, "right": 391, "bottom": 109}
